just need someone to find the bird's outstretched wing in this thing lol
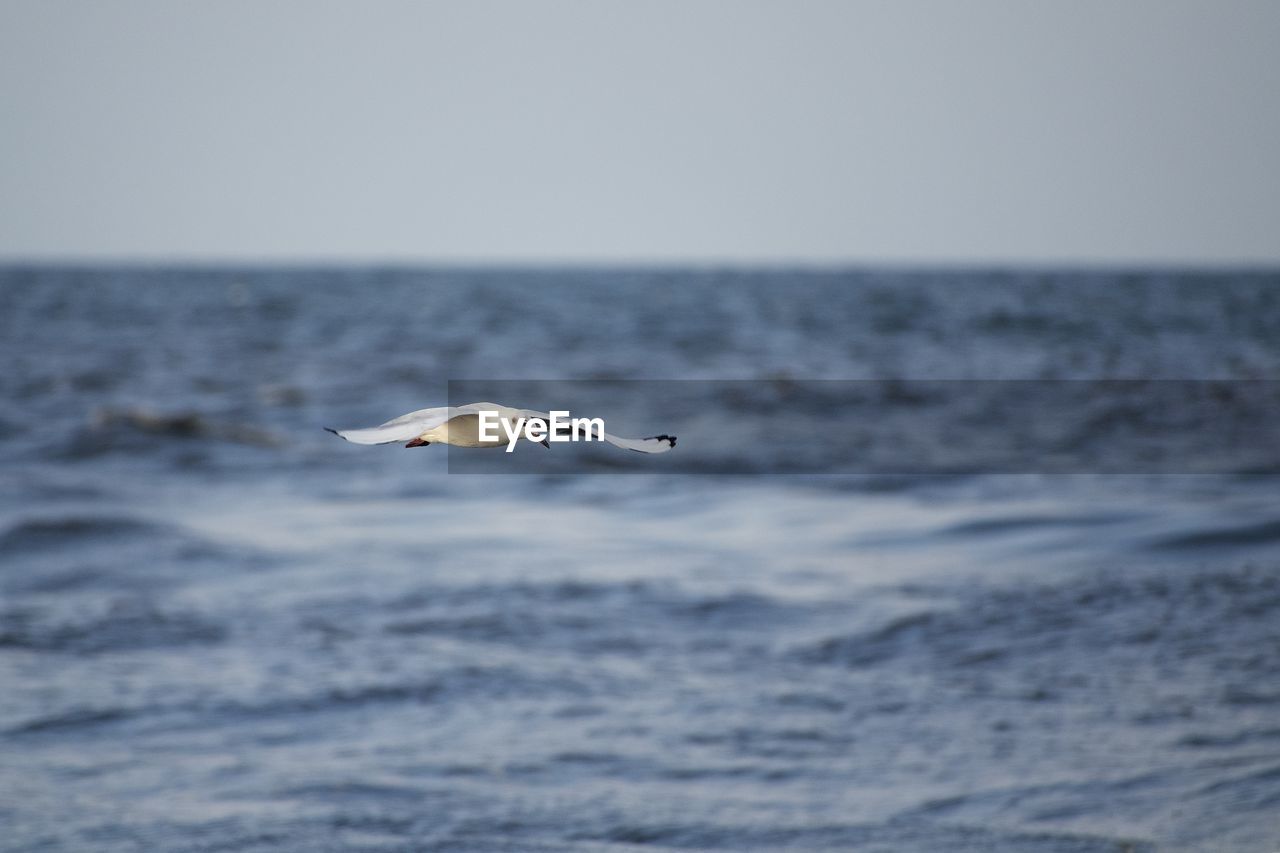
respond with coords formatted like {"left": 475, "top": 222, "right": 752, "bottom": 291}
{"left": 325, "top": 406, "right": 460, "bottom": 445}
{"left": 517, "top": 408, "right": 677, "bottom": 454}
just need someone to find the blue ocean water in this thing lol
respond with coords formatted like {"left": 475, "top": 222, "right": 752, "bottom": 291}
{"left": 1, "top": 267, "right": 1279, "bottom": 852}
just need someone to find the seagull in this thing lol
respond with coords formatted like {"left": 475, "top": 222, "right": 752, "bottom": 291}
{"left": 325, "top": 402, "right": 677, "bottom": 453}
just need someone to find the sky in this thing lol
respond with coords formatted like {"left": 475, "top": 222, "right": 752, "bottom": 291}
{"left": 2, "top": 1, "right": 1278, "bottom": 266}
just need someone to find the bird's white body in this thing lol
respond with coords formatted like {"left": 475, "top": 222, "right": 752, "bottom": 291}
{"left": 326, "top": 402, "right": 676, "bottom": 453}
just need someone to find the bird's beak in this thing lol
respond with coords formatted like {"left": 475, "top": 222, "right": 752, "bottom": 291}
{"left": 404, "top": 437, "right": 429, "bottom": 448}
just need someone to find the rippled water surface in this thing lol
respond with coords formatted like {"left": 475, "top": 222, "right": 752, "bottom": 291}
{"left": 2, "top": 268, "right": 1279, "bottom": 852}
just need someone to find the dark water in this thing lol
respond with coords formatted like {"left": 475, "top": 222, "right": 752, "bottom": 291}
{"left": 2, "top": 268, "right": 1280, "bottom": 852}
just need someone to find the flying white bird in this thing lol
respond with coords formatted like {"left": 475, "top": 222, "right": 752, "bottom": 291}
{"left": 325, "top": 402, "right": 677, "bottom": 453}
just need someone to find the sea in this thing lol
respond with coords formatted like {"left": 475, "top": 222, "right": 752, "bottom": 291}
{"left": 1, "top": 267, "right": 1279, "bottom": 852}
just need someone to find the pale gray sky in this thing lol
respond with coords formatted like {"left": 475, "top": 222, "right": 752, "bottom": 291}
{"left": 2, "top": 1, "right": 1278, "bottom": 265}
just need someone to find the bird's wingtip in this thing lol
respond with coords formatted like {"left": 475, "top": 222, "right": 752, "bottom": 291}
{"left": 646, "top": 434, "right": 677, "bottom": 449}
{"left": 324, "top": 427, "right": 342, "bottom": 438}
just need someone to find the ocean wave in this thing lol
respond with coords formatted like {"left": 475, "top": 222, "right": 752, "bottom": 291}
{"left": 78, "top": 407, "right": 282, "bottom": 453}
{"left": 376, "top": 580, "right": 802, "bottom": 656}
{"left": 794, "top": 563, "right": 1280, "bottom": 678}
{"left": 0, "top": 515, "right": 165, "bottom": 554}
{"left": 0, "top": 597, "right": 226, "bottom": 655}
{"left": 0, "top": 513, "right": 267, "bottom": 594}
{"left": 6, "top": 706, "right": 136, "bottom": 735}
{"left": 568, "top": 818, "right": 1153, "bottom": 851}
{"left": 1149, "top": 518, "right": 1280, "bottom": 550}
{"left": 940, "top": 511, "right": 1138, "bottom": 537}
